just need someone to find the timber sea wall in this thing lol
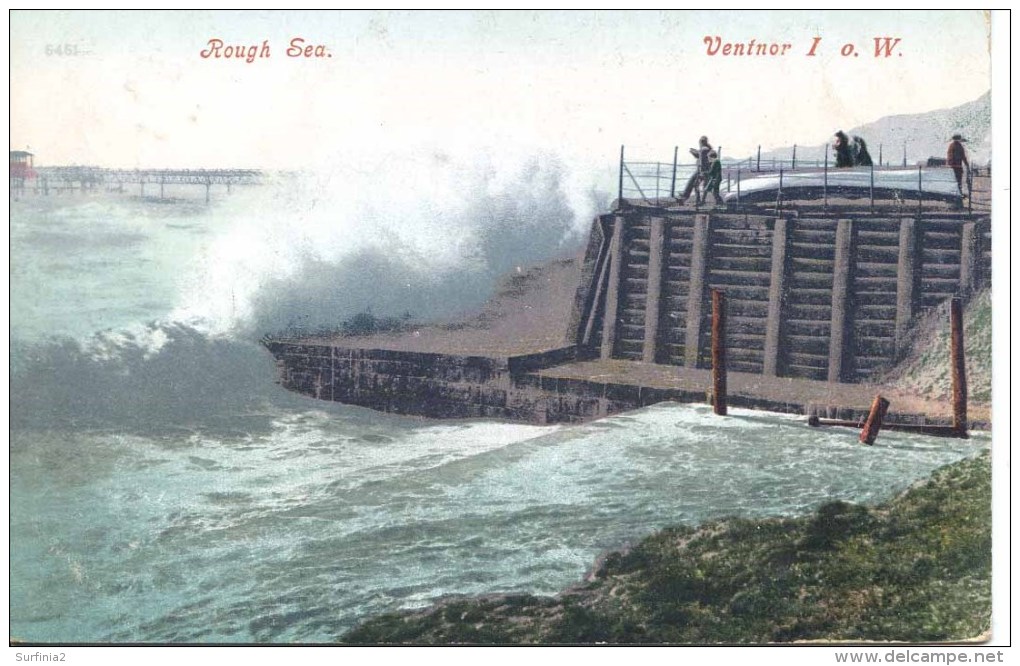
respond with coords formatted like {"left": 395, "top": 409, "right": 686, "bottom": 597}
{"left": 568, "top": 209, "right": 991, "bottom": 383}
{"left": 265, "top": 201, "right": 990, "bottom": 427}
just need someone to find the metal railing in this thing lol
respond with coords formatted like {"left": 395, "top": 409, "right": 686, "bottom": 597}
{"left": 617, "top": 143, "right": 975, "bottom": 213}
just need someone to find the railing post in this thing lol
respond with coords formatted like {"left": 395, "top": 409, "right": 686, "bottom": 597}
{"left": 670, "top": 146, "right": 678, "bottom": 198}
{"left": 777, "top": 168, "right": 784, "bottom": 214}
{"left": 792, "top": 144, "right": 797, "bottom": 170}
{"left": 902, "top": 142, "right": 907, "bottom": 168}
{"left": 757, "top": 145, "right": 761, "bottom": 172}
{"left": 618, "top": 145, "right": 625, "bottom": 209}
{"left": 879, "top": 143, "right": 883, "bottom": 167}
{"left": 655, "top": 161, "right": 660, "bottom": 202}
{"left": 823, "top": 143, "right": 829, "bottom": 209}
{"left": 967, "top": 168, "right": 973, "bottom": 213}
{"left": 917, "top": 164, "right": 923, "bottom": 213}
{"left": 870, "top": 162, "right": 875, "bottom": 212}
{"left": 736, "top": 168, "right": 741, "bottom": 205}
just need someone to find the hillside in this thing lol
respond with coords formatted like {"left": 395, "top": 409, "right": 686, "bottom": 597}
{"left": 758, "top": 91, "right": 991, "bottom": 166}
{"left": 344, "top": 451, "right": 991, "bottom": 644}
{"left": 887, "top": 289, "right": 992, "bottom": 405}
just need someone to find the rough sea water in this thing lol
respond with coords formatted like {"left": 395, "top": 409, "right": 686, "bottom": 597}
{"left": 9, "top": 167, "right": 987, "bottom": 644}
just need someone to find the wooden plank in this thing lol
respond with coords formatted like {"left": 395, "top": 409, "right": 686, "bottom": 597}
{"left": 643, "top": 217, "right": 666, "bottom": 363}
{"left": 684, "top": 214, "right": 711, "bottom": 368}
{"left": 600, "top": 215, "right": 626, "bottom": 359}
{"left": 959, "top": 222, "right": 977, "bottom": 298}
{"left": 828, "top": 218, "right": 854, "bottom": 382}
{"left": 894, "top": 217, "right": 918, "bottom": 357}
{"left": 763, "top": 217, "right": 789, "bottom": 376}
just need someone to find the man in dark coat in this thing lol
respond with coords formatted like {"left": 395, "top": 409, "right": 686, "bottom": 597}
{"left": 679, "top": 136, "right": 712, "bottom": 204}
{"left": 703, "top": 150, "right": 723, "bottom": 204}
{"left": 834, "top": 131, "right": 853, "bottom": 168}
{"left": 946, "top": 134, "right": 970, "bottom": 195}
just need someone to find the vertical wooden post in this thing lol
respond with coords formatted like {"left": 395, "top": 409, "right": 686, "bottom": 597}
{"left": 643, "top": 217, "right": 666, "bottom": 363}
{"left": 950, "top": 298, "right": 968, "bottom": 438}
{"left": 763, "top": 217, "right": 790, "bottom": 376}
{"left": 902, "top": 142, "right": 907, "bottom": 167}
{"left": 917, "top": 164, "right": 923, "bottom": 213}
{"left": 160, "top": 175, "right": 165, "bottom": 199}
{"left": 878, "top": 143, "right": 883, "bottom": 167}
{"left": 828, "top": 219, "right": 854, "bottom": 382}
{"left": 792, "top": 144, "right": 797, "bottom": 170}
{"left": 894, "top": 217, "right": 918, "bottom": 357}
{"left": 711, "top": 289, "right": 727, "bottom": 416}
{"left": 824, "top": 143, "right": 829, "bottom": 209}
{"left": 756, "top": 145, "right": 761, "bottom": 172}
{"left": 685, "top": 214, "right": 711, "bottom": 367}
{"left": 859, "top": 395, "right": 890, "bottom": 445}
{"left": 205, "top": 180, "right": 211, "bottom": 204}
{"left": 777, "top": 168, "right": 784, "bottom": 214}
{"left": 670, "top": 146, "right": 678, "bottom": 198}
{"left": 618, "top": 145, "right": 625, "bottom": 208}
{"left": 959, "top": 222, "right": 977, "bottom": 298}
{"left": 869, "top": 162, "right": 875, "bottom": 212}
{"left": 600, "top": 215, "right": 626, "bottom": 360}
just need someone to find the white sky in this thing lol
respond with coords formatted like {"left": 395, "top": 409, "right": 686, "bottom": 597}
{"left": 10, "top": 10, "right": 993, "bottom": 169}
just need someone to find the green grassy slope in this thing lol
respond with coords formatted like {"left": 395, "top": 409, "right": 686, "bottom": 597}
{"left": 344, "top": 451, "right": 991, "bottom": 644}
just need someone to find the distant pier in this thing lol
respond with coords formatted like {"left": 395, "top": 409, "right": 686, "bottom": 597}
{"left": 10, "top": 166, "right": 265, "bottom": 201}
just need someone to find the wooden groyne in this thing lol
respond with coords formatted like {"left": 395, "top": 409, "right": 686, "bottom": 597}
{"left": 567, "top": 208, "right": 991, "bottom": 384}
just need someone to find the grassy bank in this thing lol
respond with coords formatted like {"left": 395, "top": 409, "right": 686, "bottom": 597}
{"left": 344, "top": 451, "right": 991, "bottom": 644}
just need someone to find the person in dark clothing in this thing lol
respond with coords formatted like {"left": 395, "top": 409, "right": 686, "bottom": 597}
{"left": 834, "top": 131, "right": 853, "bottom": 168}
{"left": 679, "top": 135, "right": 712, "bottom": 204}
{"left": 946, "top": 134, "right": 970, "bottom": 195}
{"left": 852, "top": 136, "right": 873, "bottom": 166}
{"left": 703, "top": 150, "right": 723, "bottom": 204}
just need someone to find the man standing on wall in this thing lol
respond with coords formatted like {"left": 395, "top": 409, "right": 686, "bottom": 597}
{"left": 946, "top": 134, "right": 970, "bottom": 197}
{"left": 678, "top": 136, "right": 712, "bottom": 205}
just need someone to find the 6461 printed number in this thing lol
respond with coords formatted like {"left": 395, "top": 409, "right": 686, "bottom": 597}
{"left": 45, "top": 43, "right": 90, "bottom": 56}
